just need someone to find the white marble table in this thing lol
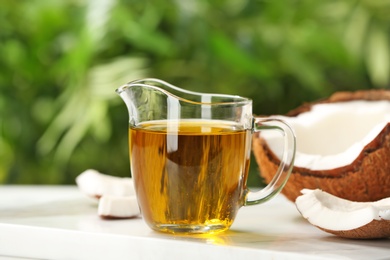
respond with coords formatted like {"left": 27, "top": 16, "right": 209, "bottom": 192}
{"left": 0, "top": 185, "right": 388, "bottom": 259}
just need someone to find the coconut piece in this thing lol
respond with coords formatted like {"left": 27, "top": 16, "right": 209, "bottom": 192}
{"left": 253, "top": 90, "right": 390, "bottom": 202}
{"left": 295, "top": 189, "right": 390, "bottom": 239}
{"left": 98, "top": 195, "right": 140, "bottom": 219}
{"left": 76, "top": 169, "right": 135, "bottom": 199}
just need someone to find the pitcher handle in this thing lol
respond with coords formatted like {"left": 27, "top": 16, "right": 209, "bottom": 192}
{"left": 245, "top": 117, "right": 296, "bottom": 205}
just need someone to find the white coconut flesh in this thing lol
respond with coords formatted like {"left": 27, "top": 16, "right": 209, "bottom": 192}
{"left": 296, "top": 189, "right": 390, "bottom": 231}
{"left": 261, "top": 100, "right": 390, "bottom": 170}
{"left": 98, "top": 195, "right": 140, "bottom": 218}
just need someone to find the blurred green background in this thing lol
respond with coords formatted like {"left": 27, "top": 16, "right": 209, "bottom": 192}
{"left": 1, "top": 0, "right": 389, "bottom": 186}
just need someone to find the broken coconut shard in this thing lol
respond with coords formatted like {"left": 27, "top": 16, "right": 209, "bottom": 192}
{"left": 98, "top": 195, "right": 140, "bottom": 219}
{"left": 253, "top": 90, "right": 390, "bottom": 202}
{"left": 295, "top": 189, "right": 390, "bottom": 239}
{"left": 76, "top": 169, "right": 140, "bottom": 219}
{"left": 76, "top": 169, "right": 136, "bottom": 198}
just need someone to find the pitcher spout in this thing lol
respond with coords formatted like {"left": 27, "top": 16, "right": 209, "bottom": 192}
{"left": 115, "top": 83, "right": 138, "bottom": 126}
{"left": 115, "top": 78, "right": 183, "bottom": 126}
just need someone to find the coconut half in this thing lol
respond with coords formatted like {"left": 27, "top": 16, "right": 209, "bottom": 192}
{"left": 253, "top": 90, "right": 390, "bottom": 202}
{"left": 296, "top": 189, "right": 390, "bottom": 239}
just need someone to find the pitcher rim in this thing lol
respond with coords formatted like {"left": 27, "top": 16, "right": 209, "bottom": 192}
{"left": 115, "top": 78, "right": 252, "bottom": 106}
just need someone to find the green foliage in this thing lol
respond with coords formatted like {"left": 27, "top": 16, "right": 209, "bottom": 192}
{"left": 1, "top": 0, "right": 389, "bottom": 185}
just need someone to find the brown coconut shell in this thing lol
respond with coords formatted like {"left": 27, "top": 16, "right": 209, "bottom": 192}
{"left": 253, "top": 90, "right": 390, "bottom": 202}
{"left": 318, "top": 220, "right": 390, "bottom": 239}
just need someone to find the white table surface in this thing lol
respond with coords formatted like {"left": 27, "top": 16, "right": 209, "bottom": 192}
{"left": 0, "top": 185, "right": 388, "bottom": 260}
